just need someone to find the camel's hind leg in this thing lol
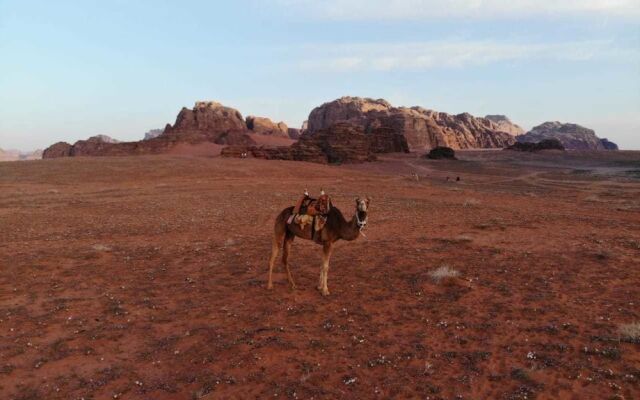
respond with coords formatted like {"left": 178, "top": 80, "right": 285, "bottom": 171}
{"left": 282, "top": 232, "right": 296, "bottom": 289}
{"left": 318, "top": 242, "right": 333, "bottom": 296}
{"left": 268, "top": 224, "right": 286, "bottom": 290}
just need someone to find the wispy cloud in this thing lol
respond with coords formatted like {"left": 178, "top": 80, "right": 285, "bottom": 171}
{"left": 276, "top": 0, "right": 640, "bottom": 20}
{"left": 298, "top": 39, "right": 637, "bottom": 71}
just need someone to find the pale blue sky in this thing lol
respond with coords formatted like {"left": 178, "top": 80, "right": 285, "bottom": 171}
{"left": 1, "top": 0, "right": 639, "bottom": 150}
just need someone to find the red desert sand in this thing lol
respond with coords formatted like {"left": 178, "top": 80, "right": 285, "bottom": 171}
{"left": 1, "top": 150, "right": 639, "bottom": 399}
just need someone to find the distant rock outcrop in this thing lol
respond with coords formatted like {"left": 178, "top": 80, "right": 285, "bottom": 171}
{"left": 222, "top": 122, "right": 381, "bottom": 164}
{"left": 288, "top": 128, "right": 301, "bottom": 140}
{"left": 144, "top": 129, "right": 163, "bottom": 140}
{"left": 43, "top": 137, "right": 175, "bottom": 158}
{"left": 0, "top": 148, "right": 20, "bottom": 161}
{"left": 1, "top": 148, "right": 43, "bottom": 161}
{"left": 600, "top": 138, "right": 619, "bottom": 150}
{"left": 306, "top": 96, "right": 516, "bottom": 151}
{"left": 222, "top": 122, "right": 409, "bottom": 164}
{"left": 517, "top": 122, "right": 615, "bottom": 150}
{"left": 89, "top": 135, "right": 120, "bottom": 144}
{"left": 163, "top": 101, "right": 251, "bottom": 145}
{"left": 485, "top": 115, "right": 525, "bottom": 136}
{"left": 246, "top": 116, "right": 288, "bottom": 137}
{"left": 43, "top": 101, "right": 258, "bottom": 158}
{"left": 42, "top": 142, "right": 73, "bottom": 159}
{"left": 506, "top": 138, "right": 565, "bottom": 152}
{"left": 23, "top": 149, "right": 43, "bottom": 160}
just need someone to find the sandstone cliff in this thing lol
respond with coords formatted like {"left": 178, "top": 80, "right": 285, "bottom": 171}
{"left": 246, "top": 116, "right": 289, "bottom": 137}
{"left": 143, "top": 129, "right": 163, "bottom": 140}
{"left": 287, "top": 128, "right": 301, "bottom": 140}
{"left": 306, "top": 96, "right": 516, "bottom": 151}
{"left": 42, "top": 142, "right": 73, "bottom": 159}
{"left": 221, "top": 122, "right": 408, "bottom": 164}
{"left": 162, "top": 101, "right": 251, "bottom": 145}
{"left": 484, "top": 115, "right": 525, "bottom": 136}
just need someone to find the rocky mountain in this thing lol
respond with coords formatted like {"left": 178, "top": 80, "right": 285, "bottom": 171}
{"left": 162, "top": 101, "right": 251, "bottom": 145}
{"left": 287, "top": 128, "right": 301, "bottom": 140}
{"left": 143, "top": 129, "right": 164, "bottom": 140}
{"left": 306, "top": 96, "right": 516, "bottom": 151}
{"left": 484, "top": 115, "right": 524, "bottom": 136}
{"left": 600, "top": 138, "right": 619, "bottom": 150}
{"left": 222, "top": 122, "right": 408, "bottom": 164}
{"left": 1, "top": 148, "right": 43, "bottom": 161}
{"left": 43, "top": 101, "right": 257, "bottom": 158}
{"left": 245, "top": 116, "right": 288, "bottom": 137}
{"left": 517, "top": 122, "right": 617, "bottom": 150}
{"left": 43, "top": 136, "right": 174, "bottom": 158}
{"left": 42, "top": 142, "right": 73, "bottom": 159}
{"left": 0, "top": 148, "right": 20, "bottom": 161}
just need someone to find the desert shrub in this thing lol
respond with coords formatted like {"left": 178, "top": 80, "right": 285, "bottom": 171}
{"left": 619, "top": 322, "right": 640, "bottom": 340}
{"left": 463, "top": 198, "right": 481, "bottom": 207}
{"left": 425, "top": 146, "right": 457, "bottom": 160}
{"left": 428, "top": 266, "right": 460, "bottom": 283}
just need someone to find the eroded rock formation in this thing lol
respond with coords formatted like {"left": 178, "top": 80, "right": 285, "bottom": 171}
{"left": 517, "top": 122, "right": 616, "bottom": 150}
{"left": 485, "top": 115, "right": 525, "bottom": 136}
{"left": 144, "top": 129, "right": 163, "bottom": 140}
{"left": 222, "top": 122, "right": 383, "bottom": 164}
{"left": 288, "top": 128, "right": 301, "bottom": 140}
{"left": 600, "top": 138, "right": 619, "bottom": 150}
{"left": 306, "top": 96, "right": 516, "bottom": 151}
{"left": 506, "top": 139, "right": 565, "bottom": 152}
{"left": 43, "top": 101, "right": 257, "bottom": 158}
{"left": 162, "top": 101, "right": 250, "bottom": 145}
{"left": 246, "top": 116, "right": 288, "bottom": 137}
{"left": 42, "top": 142, "right": 73, "bottom": 159}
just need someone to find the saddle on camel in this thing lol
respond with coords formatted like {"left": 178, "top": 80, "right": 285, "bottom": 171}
{"left": 286, "top": 189, "right": 331, "bottom": 239}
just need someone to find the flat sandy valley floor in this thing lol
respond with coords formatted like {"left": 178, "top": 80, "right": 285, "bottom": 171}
{"left": 1, "top": 151, "right": 639, "bottom": 399}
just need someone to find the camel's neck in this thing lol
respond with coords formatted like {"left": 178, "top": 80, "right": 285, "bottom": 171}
{"left": 340, "top": 213, "right": 363, "bottom": 241}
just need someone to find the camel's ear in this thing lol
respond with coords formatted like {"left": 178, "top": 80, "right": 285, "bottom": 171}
{"left": 355, "top": 197, "right": 360, "bottom": 204}
{"left": 366, "top": 196, "right": 371, "bottom": 205}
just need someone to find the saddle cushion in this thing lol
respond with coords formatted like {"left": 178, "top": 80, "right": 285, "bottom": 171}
{"left": 293, "top": 214, "right": 327, "bottom": 233}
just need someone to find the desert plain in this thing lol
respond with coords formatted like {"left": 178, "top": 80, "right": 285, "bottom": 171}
{"left": 1, "top": 150, "right": 639, "bottom": 399}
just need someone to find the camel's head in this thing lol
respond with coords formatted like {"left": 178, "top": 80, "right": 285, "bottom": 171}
{"left": 356, "top": 197, "right": 370, "bottom": 212}
{"left": 355, "top": 197, "right": 370, "bottom": 229}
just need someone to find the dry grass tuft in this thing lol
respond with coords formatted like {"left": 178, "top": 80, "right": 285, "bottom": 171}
{"left": 463, "top": 198, "right": 481, "bottom": 207}
{"left": 619, "top": 322, "right": 640, "bottom": 340}
{"left": 428, "top": 266, "right": 460, "bottom": 283}
{"left": 584, "top": 195, "right": 601, "bottom": 203}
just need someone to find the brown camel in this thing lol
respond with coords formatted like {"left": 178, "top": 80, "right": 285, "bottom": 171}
{"left": 267, "top": 196, "right": 370, "bottom": 296}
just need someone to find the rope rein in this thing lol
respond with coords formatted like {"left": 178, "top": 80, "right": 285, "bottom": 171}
{"left": 356, "top": 212, "right": 368, "bottom": 238}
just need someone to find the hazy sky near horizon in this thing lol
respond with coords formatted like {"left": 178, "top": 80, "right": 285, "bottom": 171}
{"left": 1, "top": 0, "right": 639, "bottom": 150}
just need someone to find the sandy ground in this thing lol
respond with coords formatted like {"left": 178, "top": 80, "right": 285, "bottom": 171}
{"left": 0, "top": 151, "right": 639, "bottom": 399}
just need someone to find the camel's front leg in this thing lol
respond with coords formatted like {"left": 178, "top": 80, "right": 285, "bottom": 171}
{"left": 282, "top": 236, "right": 296, "bottom": 289}
{"left": 318, "top": 242, "right": 333, "bottom": 296}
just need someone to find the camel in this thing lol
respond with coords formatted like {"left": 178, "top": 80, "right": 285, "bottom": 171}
{"left": 267, "top": 196, "right": 370, "bottom": 296}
